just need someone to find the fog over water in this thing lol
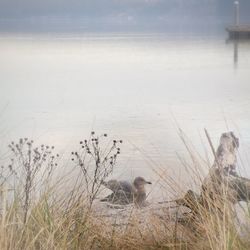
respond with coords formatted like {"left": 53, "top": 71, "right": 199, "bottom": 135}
{"left": 0, "top": 31, "right": 250, "bottom": 187}
{"left": 0, "top": 1, "right": 250, "bottom": 197}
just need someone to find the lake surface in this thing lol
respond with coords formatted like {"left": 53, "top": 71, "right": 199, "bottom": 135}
{"left": 0, "top": 31, "right": 250, "bottom": 196}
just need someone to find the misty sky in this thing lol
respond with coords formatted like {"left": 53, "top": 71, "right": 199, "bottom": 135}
{"left": 1, "top": 0, "right": 249, "bottom": 18}
{"left": 0, "top": 0, "right": 249, "bottom": 30}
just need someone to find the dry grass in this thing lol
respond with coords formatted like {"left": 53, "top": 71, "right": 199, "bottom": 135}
{"left": 0, "top": 133, "right": 250, "bottom": 250}
{"left": 0, "top": 191, "right": 249, "bottom": 250}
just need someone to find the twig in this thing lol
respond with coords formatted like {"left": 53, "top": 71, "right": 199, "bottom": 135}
{"left": 204, "top": 128, "right": 220, "bottom": 168}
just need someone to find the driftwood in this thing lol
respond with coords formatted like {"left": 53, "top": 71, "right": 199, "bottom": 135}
{"left": 177, "top": 131, "right": 250, "bottom": 219}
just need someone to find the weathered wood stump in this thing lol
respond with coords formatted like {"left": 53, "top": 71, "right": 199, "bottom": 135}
{"left": 177, "top": 131, "right": 250, "bottom": 225}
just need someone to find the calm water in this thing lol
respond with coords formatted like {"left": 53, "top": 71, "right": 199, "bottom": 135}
{"left": 0, "top": 32, "right": 250, "bottom": 194}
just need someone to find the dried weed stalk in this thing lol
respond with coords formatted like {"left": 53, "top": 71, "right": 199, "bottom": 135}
{"left": 6, "top": 138, "right": 59, "bottom": 223}
{"left": 71, "top": 132, "right": 122, "bottom": 207}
